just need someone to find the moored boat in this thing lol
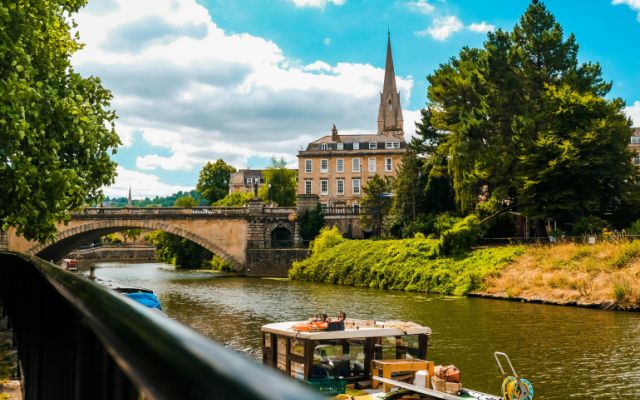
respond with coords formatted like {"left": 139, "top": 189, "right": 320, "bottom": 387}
{"left": 261, "top": 317, "right": 533, "bottom": 399}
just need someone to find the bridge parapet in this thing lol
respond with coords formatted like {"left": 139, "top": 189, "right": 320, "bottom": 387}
{"left": 75, "top": 206, "right": 251, "bottom": 218}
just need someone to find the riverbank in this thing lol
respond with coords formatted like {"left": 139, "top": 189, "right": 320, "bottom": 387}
{"left": 289, "top": 238, "right": 640, "bottom": 310}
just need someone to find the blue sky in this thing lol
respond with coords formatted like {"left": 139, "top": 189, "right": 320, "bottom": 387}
{"left": 73, "top": 0, "right": 640, "bottom": 198}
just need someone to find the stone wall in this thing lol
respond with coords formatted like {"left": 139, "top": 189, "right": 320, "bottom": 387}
{"left": 68, "top": 246, "right": 156, "bottom": 262}
{"left": 245, "top": 248, "right": 309, "bottom": 277}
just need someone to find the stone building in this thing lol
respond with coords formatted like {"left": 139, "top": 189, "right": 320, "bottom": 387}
{"left": 228, "top": 169, "right": 265, "bottom": 194}
{"left": 296, "top": 34, "right": 407, "bottom": 207}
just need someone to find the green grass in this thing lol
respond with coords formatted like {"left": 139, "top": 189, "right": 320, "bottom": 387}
{"left": 289, "top": 238, "right": 524, "bottom": 296}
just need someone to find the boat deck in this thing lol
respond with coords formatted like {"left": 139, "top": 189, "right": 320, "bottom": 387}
{"left": 261, "top": 319, "right": 431, "bottom": 340}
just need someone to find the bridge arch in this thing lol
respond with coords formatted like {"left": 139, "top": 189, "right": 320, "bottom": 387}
{"left": 265, "top": 222, "right": 295, "bottom": 248}
{"left": 27, "top": 220, "right": 241, "bottom": 268}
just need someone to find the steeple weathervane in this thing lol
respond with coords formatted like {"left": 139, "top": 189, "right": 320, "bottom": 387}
{"left": 377, "top": 31, "right": 404, "bottom": 136}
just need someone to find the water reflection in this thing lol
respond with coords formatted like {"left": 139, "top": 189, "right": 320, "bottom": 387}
{"left": 95, "top": 262, "right": 640, "bottom": 399}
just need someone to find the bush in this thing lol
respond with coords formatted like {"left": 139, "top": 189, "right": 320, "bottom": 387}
{"left": 213, "top": 192, "right": 254, "bottom": 207}
{"left": 433, "top": 213, "right": 461, "bottom": 236}
{"left": 210, "top": 255, "right": 233, "bottom": 272}
{"left": 310, "top": 226, "right": 345, "bottom": 255}
{"left": 289, "top": 236, "right": 523, "bottom": 296}
{"left": 298, "top": 204, "right": 324, "bottom": 241}
{"left": 573, "top": 216, "right": 609, "bottom": 235}
{"left": 626, "top": 219, "right": 640, "bottom": 236}
{"left": 439, "top": 214, "right": 481, "bottom": 256}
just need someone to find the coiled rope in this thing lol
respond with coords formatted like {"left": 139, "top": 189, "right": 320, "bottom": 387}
{"left": 501, "top": 376, "right": 534, "bottom": 400}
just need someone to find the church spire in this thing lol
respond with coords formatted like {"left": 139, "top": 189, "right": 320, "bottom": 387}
{"left": 127, "top": 186, "right": 132, "bottom": 207}
{"left": 377, "top": 31, "right": 404, "bottom": 136}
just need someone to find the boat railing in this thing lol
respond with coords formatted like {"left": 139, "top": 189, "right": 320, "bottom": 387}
{"left": 0, "top": 252, "right": 322, "bottom": 400}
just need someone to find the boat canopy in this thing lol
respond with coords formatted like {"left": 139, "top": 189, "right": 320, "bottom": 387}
{"left": 261, "top": 319, "right": 431, "bottom": 340}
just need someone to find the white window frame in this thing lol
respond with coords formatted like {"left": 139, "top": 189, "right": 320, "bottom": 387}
{"left": 304, "top": 159, "right": 312, "bottom": 173}
{"left": 320, "top": 159, "right": 329, "bottom": 173}
{"left": 336, "top": 179, "right": 344, "bottom": 195}
{"left": 353, "top": 142, "right": 360, "bottom": 150}
{"left": 385, "top": 157, "right": 393, "bottom": 172}
{"left": 304, "top": 180, "right": 312, "bottom": 194}
{"left": 632, "top": 137, "right": 640, "bottom": 144}
{"left": 352, "top": 158, "right": 361, "bottom": 173}
{"left": 634, "top": 155, "right": 640, "bottom": 165}
{"left": 352, "top": 179, "right": 361, "bottom": 195}
{"left": 368, "top": 157, "right": 376, "bottom": 172}
{"left": 320, "top": 179, "right": 329, "bottom": 195}
{"left": 247, "top": 177, "right": 253, "bottom": 185}
{"left": 385, "top": 142, "right": 400, "bottom": 149}
{"left": 321, "top": 143, "right": 329, "bottom": 151}
{"left": 369, "top": 142, "right": 378, "bottom": 149}
{"left": 337, "top": 143, "right": 344, "bottom": 150}
{"left": 336, "top": 158, "right": 344, "bottom": 173}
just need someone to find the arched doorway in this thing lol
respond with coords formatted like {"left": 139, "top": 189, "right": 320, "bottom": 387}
{"left": 270, "top": 227, "right": 293, "bottom": 248}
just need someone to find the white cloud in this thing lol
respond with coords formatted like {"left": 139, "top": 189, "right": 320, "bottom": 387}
{"left": 612, "top": 0, "right": 640, "bottom": 20}
{"left": 468, "top": 21, "right": 495, "bottom": 33}
{"left": 416, "top": 16, "right": 463, "bottom": 41}
{"left": 406, "top": 0, "right": 436, "bottom": 14}
{"left": 625, "top": 101, "right": 640, "bottom": 127}
{"left": 287, "top": 0, "right": 346, "bottom": 9}
{"left": 73, "top": 0, "right": 413, "bottom": 196}
{"left": 105, "top": 166, "right": 193, "bottom": 198}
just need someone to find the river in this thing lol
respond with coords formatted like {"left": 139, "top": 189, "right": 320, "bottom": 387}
{"left": 93, "top": 262, "right": 640, "bottom": 399}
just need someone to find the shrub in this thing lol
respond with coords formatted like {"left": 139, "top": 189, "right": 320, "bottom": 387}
{"left": 626, "top": 219, "right": 640, "bottom": 236}
{"left": 613, "top": 281, "right": 631, "bottom": 303}
{"left": 433, "top": 212, "right": 461, "bottom": 236}
{"left": 210, "top": 255, "right": 233, "bottom": 272}
{"left": 310, "top": 226, "right": 345, "bottom": 255}
{"left": 573, "top": 216, "right": 609, "bottom": 235}
{"left": 213, "top": 192, "right": 254, "bottom": 207}
{"left": 289, "top": 235, "right": 523, "bottom": 296}
{"left": 439, "top": 214, "right": 481, "bottom": 256}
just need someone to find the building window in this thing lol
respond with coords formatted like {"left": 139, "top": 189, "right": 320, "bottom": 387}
{"left": 352, "top": 179, "right": 361, "bottom": 195}
{"left": 369, "top": 142, "right": 378, "bottom": 149}
{"left": 305, "top": 159, "right": 312, "bottom": 173}
{"left": 321, "top": 159, "right": 329, "bottom": 173}
{"left": 320, "top": 179, "right": 329, "bottom": 195}
{"left": 385, "top": 158, "right": 393, "bottom": 172}
{"left": 337, "top": 143, "right": 344, "bottom": 150}
{"left": 634, "top": 155, "right": 640, "bottom": 165}
{"left": 353, "top": 142, "right": 360, "bottom": 150}
{"left": 336, "top": 179, "right": 344, "bottom": 195}
{"left": 353, "top": 202, "right": 360, "bottom": 214}
{"left": 632, "top": 137, "right": 640, "bottom": 144}
{"left": 385, "top": 142, "right": 400, "bottom": 149}
{"left": 247, "top": 177, "right": 253, "bottom": 185}
{"left": 321, "top": 143, "right": 329, "bottom": 151}
{"left": 368, "top": 158, "right": 376, "bottom": 172}
{"left": 336, "top": 158, "right": 344, "bottom": 173}
{"left": 352, "top": 158, "right": 361, "bottom": 172}
{"left": 305, "top": 180, "right": 312, "bottom": 194}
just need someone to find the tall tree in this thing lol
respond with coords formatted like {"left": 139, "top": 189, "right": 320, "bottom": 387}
{"left": 0, "top": 0, "right": 120, "bottom": 241}
{"left": 361, "top": 175, "right": 393, "bottom": 237}
{"left": 262, "top": 157, "right": 296, "bottom": 206}
{"left": 174, "top": 195, "right": 198, "bottom": 207}
{"left": 427, "top": 1, "right": 638, "bottom": 227}
{"left": 196, "top": 160, "right": 236, "bottom": 205}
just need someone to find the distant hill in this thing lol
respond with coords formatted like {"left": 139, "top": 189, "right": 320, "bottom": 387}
{"left": 101, "top": 190, "right": 207, "bottom": 207}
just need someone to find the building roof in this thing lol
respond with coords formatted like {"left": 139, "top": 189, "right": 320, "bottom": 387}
{"left": 311, "top": 133, "right": 404, "bottom": 144}
{"left": 261, "top": 319, "right": 431, "bottom": 340}
{"left": 633, "top": 127, "right": 640, "bottom": 135}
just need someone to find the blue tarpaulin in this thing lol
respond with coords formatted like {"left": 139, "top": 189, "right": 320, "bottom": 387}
{"left": 126, "top": 292, "right": 162, "bottom": 310}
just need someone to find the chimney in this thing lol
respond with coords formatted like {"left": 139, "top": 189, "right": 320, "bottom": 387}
{"left": 332, "top": 124, "right": 338, "bottom": 141}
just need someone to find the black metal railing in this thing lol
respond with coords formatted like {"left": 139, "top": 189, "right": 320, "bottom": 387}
{"left": 0, "top": 252, "right": 321, "bottom": 400}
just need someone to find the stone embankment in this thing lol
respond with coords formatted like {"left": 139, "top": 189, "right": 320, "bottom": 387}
{"left": 68, "top": 244, "right": 156, "bottom": 263}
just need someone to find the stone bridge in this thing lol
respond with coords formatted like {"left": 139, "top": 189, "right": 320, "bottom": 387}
{"left": 3, "top": 200, "right": 304, "bottom": 275}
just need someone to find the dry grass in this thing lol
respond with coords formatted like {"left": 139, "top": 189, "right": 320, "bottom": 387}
{"left": 478, "top": 241, "right": 640, "bottom": 309}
